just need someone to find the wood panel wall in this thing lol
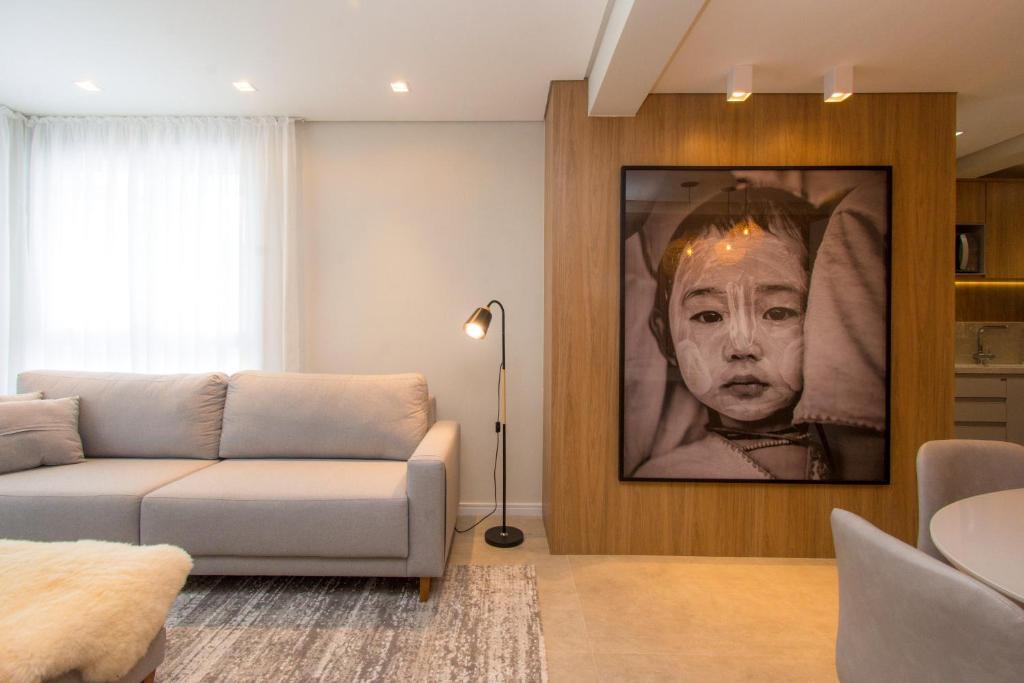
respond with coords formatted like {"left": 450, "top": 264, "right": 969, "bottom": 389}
{"left": 543, "top": 81, "right": 956, "bottom": 557}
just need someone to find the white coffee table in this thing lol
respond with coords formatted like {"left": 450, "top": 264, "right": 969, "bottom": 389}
{"left": 930, "top": 487, "right": 1024, "bottom": 603}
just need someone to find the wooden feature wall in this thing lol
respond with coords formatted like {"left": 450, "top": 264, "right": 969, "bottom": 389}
{"left": 543, "top": 81, "right": 956, "bottom": 557}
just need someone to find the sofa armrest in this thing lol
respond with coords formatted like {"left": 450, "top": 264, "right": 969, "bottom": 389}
{"left": 406, "top": 420, "right": 460, "bottom": 577}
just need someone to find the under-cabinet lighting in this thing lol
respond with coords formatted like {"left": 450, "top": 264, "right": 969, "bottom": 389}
{"left": 955, "top": 281, "right": 1024, "bottom": 286}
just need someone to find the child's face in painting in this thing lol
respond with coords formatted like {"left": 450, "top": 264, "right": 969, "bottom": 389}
{"left": 668, "top": 223, "right": 807, "bottom": 424}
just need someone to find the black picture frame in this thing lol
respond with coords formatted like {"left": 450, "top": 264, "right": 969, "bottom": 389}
{"left": 618, "top": 165, "right": 892, "bottom": 485}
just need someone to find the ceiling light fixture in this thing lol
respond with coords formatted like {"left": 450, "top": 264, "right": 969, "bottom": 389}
{"left": 74, "top": 80, "right": 101, "bottom": 92}
{"left": 956, "top": 131, "right": 964, "bottom": 137}
{"left": 390, "top": 81, "right": 410, "bottom": 93}
{"left": 824, "top": 65, "right": 853, "bottom": 103}
{"left": 726, "top": 65, "right": 752, "bottom": 102}
{"left": 232, "top": 81, "right": 257, "bottom": 92}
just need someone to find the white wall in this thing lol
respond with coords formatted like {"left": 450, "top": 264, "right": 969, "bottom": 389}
{"left": 299, "top": 122, "right": 544, "bottom": 510}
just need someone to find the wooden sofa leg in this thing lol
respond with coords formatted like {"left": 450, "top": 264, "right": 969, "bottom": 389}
{"left": 141, "top": 672, "right": 155, "bottom": 683}
{"left": 419, "top": 576, "right": 431, "bottom": 602}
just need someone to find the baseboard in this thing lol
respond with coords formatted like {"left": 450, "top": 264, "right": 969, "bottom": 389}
{"left": 458, "top": 502, "right": 543, "bottom": 517}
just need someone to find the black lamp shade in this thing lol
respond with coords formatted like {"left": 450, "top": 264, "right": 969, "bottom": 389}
{"left": 464, "top": 307, "right": 492, "bottom": 339}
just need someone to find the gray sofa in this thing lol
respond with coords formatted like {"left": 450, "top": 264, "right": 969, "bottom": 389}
{"left": 1, "top": 369, "right": 459, "bottom": 601}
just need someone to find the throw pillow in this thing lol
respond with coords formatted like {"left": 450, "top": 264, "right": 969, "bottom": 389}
{"left": 0, "top": 397, "right": 85, "bottom": 475}
{"left": 0, "top": 392, "right": 43, "bottom": 402}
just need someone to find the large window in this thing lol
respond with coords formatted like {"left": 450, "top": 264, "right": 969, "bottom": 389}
{"left": 1, "top": 111, "right": 298, "bottom": 391}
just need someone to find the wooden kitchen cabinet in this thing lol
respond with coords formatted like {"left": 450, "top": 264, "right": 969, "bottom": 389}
{"left": 956, "top": 180, "right": 986, "bottom": 225}
{"left": 985, "top": 181, "right": 1024, "bottom": 279}
{"left": 955, "top": 373, "right": 1024, "bottom": 444}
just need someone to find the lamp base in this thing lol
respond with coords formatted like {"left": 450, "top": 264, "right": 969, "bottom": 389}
{"left": 485, "top": 525, "right": 524, "bottom": 548}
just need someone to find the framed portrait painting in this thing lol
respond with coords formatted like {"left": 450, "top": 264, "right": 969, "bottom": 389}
{"left": 619, "top": 166, "right": 891, "bottom": 484}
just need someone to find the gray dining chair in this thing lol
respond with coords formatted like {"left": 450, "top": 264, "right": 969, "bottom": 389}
{"left": 831, "top": 509, "right": 1024, "bottom": 683}
{"left": 917, "top": 439, "right": 1024, "bottom": 561}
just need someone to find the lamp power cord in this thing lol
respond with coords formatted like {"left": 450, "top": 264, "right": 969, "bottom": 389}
{"left": 454, "top": 362, "right": 503, "bottom": 534}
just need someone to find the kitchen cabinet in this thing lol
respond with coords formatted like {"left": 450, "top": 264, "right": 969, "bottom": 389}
{"left": 954, "top": 179, "right": 1024, "bottom": 280}
{"left": 985, "top": 182, "right": 1024, "bottom": 279}
{"left": 954, "top": 371, "right": 1024, "bottom": 444}
{"left": 956, "top": 180, "right": 986, "bottom": 225}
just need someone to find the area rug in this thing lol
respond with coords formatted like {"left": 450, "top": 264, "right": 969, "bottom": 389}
{"left": 159, "top": 564, "right": 547, "bottom": 682}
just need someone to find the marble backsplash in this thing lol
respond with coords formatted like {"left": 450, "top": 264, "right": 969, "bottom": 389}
{"left": 956, "top": 321, "right": 1024, "bottom": 364}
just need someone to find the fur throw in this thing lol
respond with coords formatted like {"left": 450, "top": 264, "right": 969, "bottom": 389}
{"left": 0, "top": 539, "right": 192, "bottom": 683}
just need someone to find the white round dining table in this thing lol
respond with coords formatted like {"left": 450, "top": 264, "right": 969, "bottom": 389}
{"left": 930, "top": 487, "right": 1024, "bottom": 604}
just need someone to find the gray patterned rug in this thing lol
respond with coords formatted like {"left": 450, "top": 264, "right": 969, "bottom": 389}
{"left": 159, "top": 564, "right": 547, "bottom": 683}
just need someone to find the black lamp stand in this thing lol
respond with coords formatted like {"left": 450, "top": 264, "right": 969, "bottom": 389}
{"left": 482, "top": 300, "right": 524, "bottom": 548}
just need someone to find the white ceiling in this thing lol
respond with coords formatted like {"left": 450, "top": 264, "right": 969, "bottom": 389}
{"left": 1, "top": 0, "right": 1022, "bottom": 160}
{"left": 654, "top": 0, "right": 1024, "bottom": 157}
{"left": 0, "top": 0, "right": 609, "bottom": 121}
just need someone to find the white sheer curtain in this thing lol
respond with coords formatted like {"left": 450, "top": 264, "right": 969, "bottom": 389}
{"left": 1, "top": 108, "right": 29, "bottom": 392}
{"left": 0, "top": 114, "right": 299, "bottom": 391}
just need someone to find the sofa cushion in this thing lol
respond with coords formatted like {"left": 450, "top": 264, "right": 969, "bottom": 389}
{"left": 219, "top": 371, "right": 429, "bottom": 461}
{"left": 18, "top": 370, "right": 228, "bottom": 459}
{"left": 0, "top": 397, "right": 85, "bottom": 475}
{"left": 0, "top": 392, "right": 43, "bottom": 402}
{"left": 141, "top": 459, "right": 409, "bottom": 559}
{"left": 0, "top": 458, "right": 215, "bottom": 543}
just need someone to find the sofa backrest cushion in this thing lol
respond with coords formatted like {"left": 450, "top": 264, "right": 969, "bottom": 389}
{"left": 219, "top": 371, "right": 430, "bottom": 461}
{"left": 0, "top": 392, "right": 43, "bottom": 402}
{"left": 17, "top": 370, "right": 228, "bottom": 459}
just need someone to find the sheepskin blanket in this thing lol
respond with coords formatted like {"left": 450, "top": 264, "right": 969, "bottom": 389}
{"left": 0, "top": 539, "right": 192, "bottom": 683}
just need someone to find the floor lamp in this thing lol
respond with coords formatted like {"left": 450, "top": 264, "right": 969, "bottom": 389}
{"left": 464, "top": 300, "right": 524, "bottom": 548}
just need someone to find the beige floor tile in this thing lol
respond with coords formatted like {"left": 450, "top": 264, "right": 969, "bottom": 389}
{"left": 592, "top": 652, "right": 838, "bottom": 683}
{"left": 455, "top": 535, "right": 553, "bottom": 562}
{"left": 450, "top": 516, "right": 553, "bottom": 567}
{"left": 569, "top": 556, "right": 837, "bottom": 658}
{"left": 448, "top": 518, "right": 839, "bottom": 681}
{"left": 536, "top": 564, "right": 583, "bottom": 611}
{"left": 541, "top": 602, "right": 591, "bottom": 650}
{"left": 546, "top": 649, "right": 600, "bottom": 683}
{"left": 510, "top": 516, "right": 550, "bottom": 535}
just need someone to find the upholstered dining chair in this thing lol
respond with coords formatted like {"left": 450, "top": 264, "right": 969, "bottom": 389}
{"left": 831, "top": 509, "right": 1024, "bottom": 683}
{"left": 916, "top": 439, "right": 1024, "bottom": 561}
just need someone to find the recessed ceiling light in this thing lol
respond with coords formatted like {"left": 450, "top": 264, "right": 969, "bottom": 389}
{"left": 74, "top": 80, "right": 101, "bottom": 92}
{"left": 956, "top": 130, "right": 965, "bottom": 137}
{"left": 726, "top": 65, "right": 752, "bottom": 102}
{"left": 390, "top": 81, "right": 410, "bottom": 93}
{"left": 824, "top": 66, "right": 853, "bottom": 103}
{"left": 233, "top": 81, "right": 257, "bottom": 92}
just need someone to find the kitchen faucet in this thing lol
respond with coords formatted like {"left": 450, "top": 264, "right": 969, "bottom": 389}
{"left": 974, "top": 325, "right": 1008, "bottom": 365}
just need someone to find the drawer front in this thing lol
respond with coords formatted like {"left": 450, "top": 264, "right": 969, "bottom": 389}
{"left": 954, "top": 423, "right": 1008, "bottom": 440}
{"left": 954, "top": 399, "right": 1007, "bottom": 423}
{"left": 955, "top": 375, "right": 1008, "bottom": 398}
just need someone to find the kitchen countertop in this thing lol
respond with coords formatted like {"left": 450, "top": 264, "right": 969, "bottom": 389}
{"left": 955, "top": 363, "right": 1024, "bottom": 375}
